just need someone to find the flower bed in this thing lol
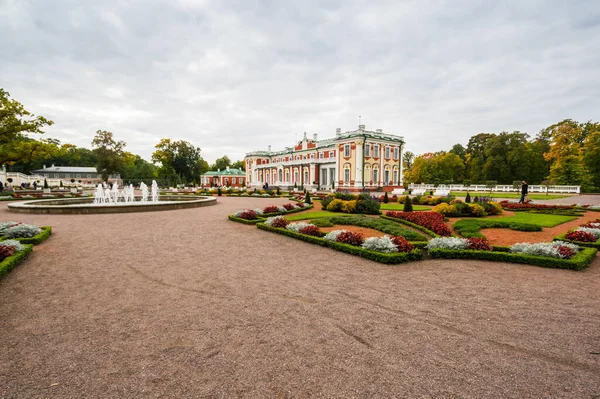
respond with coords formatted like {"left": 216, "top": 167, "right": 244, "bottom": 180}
{"left": 429, "top": 245, "right": 597, "bottom": 270}
{"left": 228, "top": 203, "right": 314, "bottom": 224}
{"left": 0, "top": 242, "right": 33, "bottom": 279}
{"left": 384, "top": 211, "right": 452, "bottom": 237}
{"left": 0, "top": 223, "right": 52, "bottom": 245}
{"left": 553, "top": 219, "right": 600, "bottom": 249}
{"left": 257, "top": 223, "right": 423, "bottom": 264}
{"left": 320, "top": 193, "right": 380, "bottom": 215}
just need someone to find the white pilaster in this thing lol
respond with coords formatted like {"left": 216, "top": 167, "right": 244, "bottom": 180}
{"left": 355, "top": 140, "right": 363, "bottom": 187}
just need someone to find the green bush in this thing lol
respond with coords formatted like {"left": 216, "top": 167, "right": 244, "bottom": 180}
{"left": 43, "top": 179, "right": 49, "bottom": 189}
{"left": 10, "top": 226, "right": 52, "bottom": 245}
{"left": 429, "top": 247, "right": 597, "bottom": 270}
{"left": 227, "top": 215, "right": 265, "bottom": 224}
{"left": 0, "top": 244, "right": 33, "bottom": 279}
{"left": 305, "top": 191, "right": 312, "bottom": 205}
{"left": 383, "top": 192, "right": 389, "bottom": 203}
{"left": 465, "top": 192, "right": 471, "bottom": 203}
{"left": 257, "top": 223, "right": 423, "bottom": 264}
{"left": 403, "top": 196, "right": 413, "bottom": 212}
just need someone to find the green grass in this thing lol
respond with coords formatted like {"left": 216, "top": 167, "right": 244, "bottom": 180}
{"left": 286, "top": 211, "right": 342, "bottom": 221}
{"left": 308, "top": 215, "right": 427, "bottom": 241}
{"left": 380, "top": 203, "right": 431, "bottom": 211}
{"left": 451, "top": 191, "right": 570, "bottom": 200}
{"left": 453, "top": 219, "right": 542, "bottom": 239}
{"left": 495, "top": 213, "right": 577, "bottom": 227}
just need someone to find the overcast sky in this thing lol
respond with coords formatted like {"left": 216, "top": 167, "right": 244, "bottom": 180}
{"left": 2, "top": 0, "right": 599, "bottom": 164}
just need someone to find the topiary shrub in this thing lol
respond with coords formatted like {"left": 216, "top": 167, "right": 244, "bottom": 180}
{"left": 43, "top": 179, "right": 49, "bottom": 189}
{"left": 217, "top": 187, "right": 222, "bottom": 196}
{"left": 403, "top": 196, "right": 413, "bottom": 212}
{"left": 305, "top": 191, "right": 312, "bottom": 205}
{"left": 383, "top": 192, "right": 389, "bottom": 203}
{"left": 465, "top": 192, "right": 471, "bottom": 203}
{"left": 336, "top": 231, "right": 364, "bottom": 246}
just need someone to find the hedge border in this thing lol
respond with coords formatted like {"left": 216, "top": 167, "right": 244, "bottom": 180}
{"left": 257, "top": 223, "right": 423, "bottom": 264}
{"left": 1, "top": 226, "right": 52, "bottom": 245}
{"left": 553, "top": 232, "right": 600, "bottom": 249}
{"left": 227, "top": 204, "right": 315, "bottom": 224}
{"left": 428, "top": 247, "right": 597, "bottom": 270}
{"left": 380, "top": 215, "right": 441, "bottom": 238}
{"left": 0, "top": 244, "right": 33, "bottom": 279}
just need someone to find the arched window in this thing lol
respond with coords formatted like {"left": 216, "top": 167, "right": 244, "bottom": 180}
{"left": 373, "top": 168, "right": 379, "bottom": 184}
{"left": 278, "top": 170, "right": 283, "bottom": 182}
{"left": 384, "top": 166, "right": 390, "bottom": 185}
{"left": 344, "top": 164, "right": 351, "bottom": 184}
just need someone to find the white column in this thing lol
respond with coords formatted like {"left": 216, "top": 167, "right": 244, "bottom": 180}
{"left": 355, "top": 140, "right": 363, "bottom": 188}
{"left": 399, "top": 144, "right": 404, "bottom": 186}
{"left": 335, "top": 146, "right": 341, "bottom": 187}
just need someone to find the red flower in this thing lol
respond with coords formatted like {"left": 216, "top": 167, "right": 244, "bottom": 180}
{"left": 239, "top": 210, "right": 258, "bottom": 220}
{"left": 0, "top": 245, "right": 15, "bottom": 262}
{"left": 556, "top": 246, "right": 576, "bottom": 259}
{"left": 299, "top": 225, "right": 322, "bottom": 237}
{"left": 565, "top": 230, "right": 596, "bottom": 242}
{"left": 466, "top": 237, "right": 492, "bottom": 251}
{"left": 271, "top": 217, "right": 289, "bottom": 228}
{"left": 282, "top": 203, "right": 296, "bottom": 211}
{"left": 391, "top": 236, "right": 414, "bottom": 252}
{"left": 386, "top": 211, "right": 452, "bottom": 236}
{"left": 336, "top": 231, "right": 364, "bottom": 246}
{"left": 263, "top": 206, "right": 280, "bottom": 214}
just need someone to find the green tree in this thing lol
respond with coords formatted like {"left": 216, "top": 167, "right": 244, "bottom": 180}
{"left": 231, "top": 160, "right": 245, "bottom": 171}
{"left": 403, "top": 151, "right": 415, "bottom": 170}
{"left": 211, "top": 155, "right": 232, "bottom": 171}
{"left": 0, "top": 89, "right": 55, "bottom": 165}
{"left": 91, "top": 130, "right": 126, "bottom": 182}
{"left": 582, "top": 130, "right": 600, "bottom": 190}
{"left": 152, "top": 138, "right": 205, "bottom": 185}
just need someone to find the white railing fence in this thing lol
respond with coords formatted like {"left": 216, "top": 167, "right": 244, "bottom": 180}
{"left": 408, "top": 183, "right": 580, "bottom": 194}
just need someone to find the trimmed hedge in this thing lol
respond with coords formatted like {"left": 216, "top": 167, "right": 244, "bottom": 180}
{"left": 553, "top": 232, "right": 600, "bottom": 249}
{"left": 257, "top": 223, "right": 423, "bottom": 264}
{"left": 452, "top": 219, "right": 541, "bottom": 239}
{"left": 227, "top": 215, "right": 266, "bottom": 225}
{"left": 428, "top": 247, "right": 597, "bottom": 270}
{"left": 380, "top": 215, "right": 441, "bottom": 238}
{"left": 262, "top": 204, "right": 314, "bottom": 217}
{"left": 0, "top": 244, "right": 33, "bottom": 279}
{"left": 6, "top": 226, "right": 53, "bottom": 245}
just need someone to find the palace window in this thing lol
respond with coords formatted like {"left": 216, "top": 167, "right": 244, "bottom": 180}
{"left": 344, "top": 144, "right": 350, "bottom": 157}
{"left": 310, "top": 154, "right": 314, "bottom": 159}
{"left": 374, "top": 145, "right": 380, "bottom": 158}
{"left": 394, "top": 147, "right": 399, "bottom": 159}
{"left": 393, "top": 170, "right": 398, "bottom": 183}
{"left": 232, "top": 178, "right": 236, "bottom": 184}
{"left": 319, "top": 153, "right": 324, "bottom": 159}
{"left": 365, "top": 144, "right": 370, "bottom": 157}
{"left": 344, "top": 165, "right": 350, "bottom": 183}
{"left": 372, "top": 169, "right": 378, "bottom": 183}
{"left": 385, "top": 146, "right": 390, "bottom": 159}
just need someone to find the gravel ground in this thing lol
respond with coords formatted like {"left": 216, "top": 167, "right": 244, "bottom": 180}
{"left": 1, "top": 197, "right": 599, "bottom": 398}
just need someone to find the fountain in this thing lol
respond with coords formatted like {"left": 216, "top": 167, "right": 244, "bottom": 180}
{"left": 9, "top": 180, "right": 217, "bottom": 214}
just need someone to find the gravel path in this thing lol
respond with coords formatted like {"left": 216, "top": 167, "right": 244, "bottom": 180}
{"left": 1, "top": 197, "right": 599, "bottom": 398}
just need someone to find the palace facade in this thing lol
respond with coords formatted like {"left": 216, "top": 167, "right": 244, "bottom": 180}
{"left": 244, "top": 124, "right": 405, "bottom": 191}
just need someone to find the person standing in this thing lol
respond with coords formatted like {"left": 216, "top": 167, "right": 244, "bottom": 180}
{"left": 519, "top": 180, "right": 528, "bottom": 203}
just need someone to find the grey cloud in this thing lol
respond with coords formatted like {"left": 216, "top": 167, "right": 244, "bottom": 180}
{"left": 1, "top": 0, "right": 599, "bottom": 163}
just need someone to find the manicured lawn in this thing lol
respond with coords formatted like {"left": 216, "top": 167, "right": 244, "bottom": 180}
{"left": 495, "top": 212, "right": 577, "bottom": 227}
{"left": 286, "top": 211, "right": 342, "bottom": 221}
{"left": 451, "top": 191, "right": 570, "bottom": 200}
{"left": 380, "top": 203, "right": 431, "bottom": 211}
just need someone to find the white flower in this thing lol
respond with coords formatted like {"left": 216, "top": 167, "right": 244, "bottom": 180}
{"left": 361, "top": 235, "right": 398, "bottom": 253}
{"left": 0, "top": 239, "right": 25, "bottom": 252}
{"left": 575, "top": 227, "right": 600, "bottom": 239}
{"left": 323, "top": 230, "right": 348, "bottom": 241}
{"left": 285, "top": 222, "right": 313, "bottom": 232}
{"left": 426, "top": 237, "right": 468, "bottom": 250}
{"left": 5, "top": 224, "right": 42, "bottom": 238}
{"left": 265, "top": 216, "right": 286, "bottom": 226}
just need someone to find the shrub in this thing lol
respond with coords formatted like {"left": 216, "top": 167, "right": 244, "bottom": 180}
{"left": 336, "top": 231, "right": 364, "bottom": 246}
{"left": 391, "top": 236, "right": 414, "bottom": 252}
{"left": 0, "top": 245, "right": 15, "bottom": 262}
{"left": 5, "top": 224, "right": 42, "bottom": 238}
{"left": 326, "top": 199, "right": 344, "bottom": 212}
{"left": 0, "top": 240, "right": 25, "bottom": 252}
{"left": 217, "top": 187, "right": 222, "bottom": 196}
{"left": 575, "top": 227, "right": 600, "bottom": 239}
{"left": 465, "top": 192, "right": 471, "bottom": 203}
{"left": 510, "top": 241, "right": 580, "bottom": 259}
{"left": 403, "top": 196, "right": 413, "bottom": 212}
{"left": 263, "top": 205, "right": 280, "bottom": 214}
{"left": 323, "top": 230, "right": 348, "bottom": 241}
{"left": 286, "top": 222, "right": 314, "bottom": 232}
{"left": 341, "top": 200, "right": 358, "bottom": 213}
{"left": 426, "top": 237, "right": 469, "bottom": 250}
{"left": 283, "top": 203, "right": 297, "bottom": 211}
{"left": 361, "top": 235, "right": 398, "bottom": 253}
{"left": 466, "top": 237, "right": 492, "bottom": 251}
{"left": 468, "top": 203, "right": 486, "bottom": 217}
{"left": 566, "top": 230, "right": 596, "bottom": 242}
{"left": 321, "top": 195, "right": 334, "bottom": 209}
{"left": 299, "top": 225, "right": 322, "bottom": 237}
{"left": 386, "top": 211, "right": 452, "bottom": 236}
{"left": 305, "top": 191, "right": 312, "bottom": 205}
{"left": 383, "top": 192, "right": 389, "bottom": 203}
{"left": 355, "top": 195, "right": 380, "bottom": 214}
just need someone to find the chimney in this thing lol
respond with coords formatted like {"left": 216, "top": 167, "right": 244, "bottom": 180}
{"left": 217, "top": 168, "right": 220, "bottom": 172}
{"left": 336, "top": 128, "right": 341, "bottom": 137}
{"left": 43, "top": 164, "right": 46, "bottom": 169}
{"left": 376, "top": 129, "right": 382, "bottom": 133}
{"left": 358, "top": 124, "right": 366, "bottom": 131}
{"left": 268, "top": 145, "right": 271, "bottom": 152}
{"left": 226, "top": 166, "right": 229, "bottom": 171}
{"left": 51, "top": 163, "right": 55, "bottom": 168}
{"left": 313, "top": 133, "right": 317, "bottom": 141}
{"left": 303, "top": 131, "right": 307, "bottom": 140}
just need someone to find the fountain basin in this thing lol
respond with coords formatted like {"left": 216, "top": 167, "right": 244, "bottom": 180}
{"left": 7, "top": 195, "right": 217, "bottom": 214}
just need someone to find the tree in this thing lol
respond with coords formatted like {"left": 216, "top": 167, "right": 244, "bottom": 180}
{"left": 91, "top": 130, "right": 126, "bottom": 182}
{"left": 0, "top": 89, "right": 56, "bottom": 165}
{"left": 152, "top": 138, "right": 205, "bottom": 185}
{"left": 231, "top": 160, "right": 245, "bottom": 171}
{"left": 211, "top": 155, "right": 231, "bottom": 171}
{"left": 403, "top": 196, "right": 413, "bottom": 212}
{"left": 403, "top": 151, "right": 415, "bottom": 170}
{"left": 449, "top": 144, "right": 466, "bottom": 162}
{"left": 582, "top": 130, "right": 600, "bottom": 190}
